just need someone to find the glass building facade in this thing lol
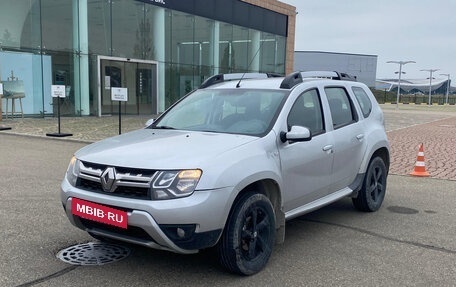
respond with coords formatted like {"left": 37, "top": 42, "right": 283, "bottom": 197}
{"left": 0, "top": 0, "right": 290, "bottom": 117}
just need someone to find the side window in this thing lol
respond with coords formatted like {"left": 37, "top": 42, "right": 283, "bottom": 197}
{"left": 352, "top": 86, "right": 372, "bottom": 118}
{"left": 325, "top": 87, "right": 357, "bottom": 129}
{"left": 287, "top": 89, "right": 325, "bottom": 135}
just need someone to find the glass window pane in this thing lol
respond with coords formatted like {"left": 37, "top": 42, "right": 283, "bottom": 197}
{"left": 219, "top": 23, "right": 233, "bottom": 73}
{"left": 325, "top": 87, "right": 357, "bottom": 128}
{"left": 172, "top": 11, "right": 195, "bottom": 65}
{"left": 41, "top": 0, "right": 74, "bottom": 52}
{"left": 0, "top": 0, "right": 40, "bottom": 51}
{"left": 288, "top": 89, "right": 324, "bottom": 135}
{"left": 260, "top": 33, "right": 277, "bottom": 74}
{"left": 352, "top": 86, "right": 372, "bottom": 118}
{"left": 275, "top": 36, "right": 286, "bottom": 74}
{"left": 111, "top": 0, "right": 145, "bottom": 58}
{"left": 232, "top": 25, "right": 249, "bottom": 72}
{"left": 0, "top": 51, "right": 49, "bottom": 115}
{"left": 88, "top": 0, "right": 112, "bottom": 55}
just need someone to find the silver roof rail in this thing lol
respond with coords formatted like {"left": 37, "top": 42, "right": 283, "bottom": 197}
{"left": 300, "top": 71, "right": 339, "bottom": 79}
{"left": 301, "top": 71, "right": 357, "bottom": 81}
{"left": 280, "top": 71, "right": 357, "bottom": 89}
{"left": 200, "top": 73, "right": 281, "bottom": 88}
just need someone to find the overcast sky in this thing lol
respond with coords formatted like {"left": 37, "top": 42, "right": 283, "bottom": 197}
{"left": 280, "top": 0, "right": 456, "bottom": 81}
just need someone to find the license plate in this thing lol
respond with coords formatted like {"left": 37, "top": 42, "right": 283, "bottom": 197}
{"left": 72, "top": 198, "right": 128, "bottom": 229}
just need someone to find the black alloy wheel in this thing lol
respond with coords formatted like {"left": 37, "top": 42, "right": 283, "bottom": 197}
{"left": 218, "top": 192, "right": 275, "bottom": 275}
{"left": 352, "top": 156, "right": 387, "bottom": 212}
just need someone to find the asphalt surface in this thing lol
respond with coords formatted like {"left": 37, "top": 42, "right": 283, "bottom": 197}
{"left": 0, "top": 104, "right": 455, "bottom": 286}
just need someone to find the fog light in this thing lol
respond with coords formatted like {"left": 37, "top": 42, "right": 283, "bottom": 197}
{"left": 177, "top": 228, "right": 186, "bottom": 238}
{"left": 160, "top": 224, "right": 196, "bottom": 242}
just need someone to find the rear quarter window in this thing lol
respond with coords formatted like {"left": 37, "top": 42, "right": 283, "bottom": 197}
{"left": 351, "top": 86, "right": 372, "bottom": 118}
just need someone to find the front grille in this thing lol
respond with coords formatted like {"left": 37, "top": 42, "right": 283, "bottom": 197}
{"left": 76, "top": 161, "right": 156, "bottom": 200}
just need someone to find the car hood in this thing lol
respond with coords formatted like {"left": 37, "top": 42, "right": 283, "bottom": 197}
{"left": 75, "top": 129, "right": 258, "bottom": 169}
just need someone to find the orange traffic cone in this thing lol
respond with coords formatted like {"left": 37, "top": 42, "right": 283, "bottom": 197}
{"left": 410, "top": 143, "right": 430, "bottom": 177}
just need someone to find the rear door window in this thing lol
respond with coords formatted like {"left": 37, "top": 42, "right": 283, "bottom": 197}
{"left": 324, "top": 87, "right": 358, "bottom": 129}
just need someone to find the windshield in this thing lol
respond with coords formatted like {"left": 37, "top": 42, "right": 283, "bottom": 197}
{"left": 152, "top": 89, "right": 287, "bottom": 136}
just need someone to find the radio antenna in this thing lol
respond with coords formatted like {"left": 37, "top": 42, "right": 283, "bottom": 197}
{"left": 236, "top": 39, "right": 266, "bottom": 88}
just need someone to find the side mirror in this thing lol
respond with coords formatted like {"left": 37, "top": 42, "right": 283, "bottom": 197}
{"left": 145, "top": 118, "right": 155, "bottom": 128}
{"left": 280, "top": 126, "right": 312, "bottom": 143}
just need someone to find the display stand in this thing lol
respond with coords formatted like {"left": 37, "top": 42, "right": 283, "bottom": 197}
{"left": 46, "top": 85, "right": 73, "bottom": 137}
{"left": 111, "top": 87, "right": 128, "bottom": 135}
{"left": 0, "top": 83, "right": 12, "bottom": 131}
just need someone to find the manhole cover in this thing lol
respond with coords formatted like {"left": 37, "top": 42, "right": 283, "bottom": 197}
{"left": 57, "top": 242, "right": 131, "bottom": 265}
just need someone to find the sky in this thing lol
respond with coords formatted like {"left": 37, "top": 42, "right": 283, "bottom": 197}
{"left": 280, "top": 0, "right": 456, "bottom": 81}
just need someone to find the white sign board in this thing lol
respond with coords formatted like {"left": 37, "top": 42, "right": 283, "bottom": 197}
{"left": 51, "top": 85, "right": 66, "bottom": 98}
{"left": 105, "top": 76, "right": 111, "bottom": 90}
{"left": 0, "top": 83, "right": 3, "bottom": 95}
{"left": 111, "top": 87, "right": 128, "bottom": 102}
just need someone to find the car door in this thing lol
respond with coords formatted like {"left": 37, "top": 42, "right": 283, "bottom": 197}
{"left": 279, "top": 88, "right": 335, "bottom": 212}
{"left": 324, "top": 86, "right": 367, "bottom": 193}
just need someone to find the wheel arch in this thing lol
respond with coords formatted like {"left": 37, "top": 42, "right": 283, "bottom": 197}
{"left": 371, "top": 146, "right": 390, "bottom": 173}
{"left": 359, "top": 141, "right": 390, "bottom": 174}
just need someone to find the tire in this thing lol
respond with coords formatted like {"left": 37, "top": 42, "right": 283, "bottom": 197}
{"left": 352, "top": 156, "right": 387, "bottom": 212}
{"left": 218, "top": 192, "right": 276, "bottom": 275}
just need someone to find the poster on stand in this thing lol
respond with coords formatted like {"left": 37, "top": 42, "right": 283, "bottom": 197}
{"left": 111, "top": 87, "right": 128, "bottom": 102}
{"left": 51, "top": 85, "right": 66, "bottom": 98}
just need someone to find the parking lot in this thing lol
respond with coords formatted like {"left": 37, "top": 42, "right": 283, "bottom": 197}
{"left": 1, "top": 104, "right": 455, "bottom": 286}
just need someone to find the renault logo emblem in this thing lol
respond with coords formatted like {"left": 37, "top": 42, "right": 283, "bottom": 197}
{"left": 101, "top": 167, "right": 116, "bottom": 192}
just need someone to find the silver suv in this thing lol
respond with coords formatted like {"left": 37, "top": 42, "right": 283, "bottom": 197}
{"left": 61, "top": 71, "right": 390, "bottom": 275}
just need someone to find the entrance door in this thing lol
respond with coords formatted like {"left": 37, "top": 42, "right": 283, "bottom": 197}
{"left": 99, "top": 57, "right": 157, "bottom": 116}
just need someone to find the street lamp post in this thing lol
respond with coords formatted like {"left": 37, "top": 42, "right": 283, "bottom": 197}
{"left": 387, "top": 61, "right": 415, "bottom": 109}
{"left": 440, "top": 73, "right": 450, "bottom": 105}
{"left": 421, "top": 69, "right": 439, "bottom": 106}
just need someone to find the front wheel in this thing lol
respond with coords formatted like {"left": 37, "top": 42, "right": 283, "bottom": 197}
{"left": 218, "top": 192, "right": 275, "bottom": 275}
{"left": 352, "top": 156, "right": 387, "bottom": 212}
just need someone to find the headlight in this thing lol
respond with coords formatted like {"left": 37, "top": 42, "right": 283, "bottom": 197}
{"left": 151, "top": 169, "right": 202, "bottom": 200}
{"left": 66, "top": 156, "right": 80, "bottom": 186}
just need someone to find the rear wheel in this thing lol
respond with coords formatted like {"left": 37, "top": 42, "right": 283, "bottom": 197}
{"left": 218, "top": 192, "right": 275, "bottom": 275}
{"left": 352, "top": 156, "right": 387, "bottom": 212}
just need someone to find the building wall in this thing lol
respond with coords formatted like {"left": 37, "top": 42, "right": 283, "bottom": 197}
{"left": 294, "top": 51, "right": 378, "bottom": 87}
{"left": 242, "top": 0, "right": 296, "bottom": 74}
{"left": 0, "top": 0, "right": 295, "bottom": 117}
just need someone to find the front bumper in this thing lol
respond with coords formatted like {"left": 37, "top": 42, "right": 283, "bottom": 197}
{"left": 61, "top": 179, "right": 232, "bottom": 253}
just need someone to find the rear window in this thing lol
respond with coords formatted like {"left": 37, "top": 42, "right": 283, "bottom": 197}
{"left": 351, "top": 87, "right": 372, "bottom": 118}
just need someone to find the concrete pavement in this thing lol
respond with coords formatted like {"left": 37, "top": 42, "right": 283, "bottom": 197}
{"left": 0, "top": 134, "right": 454, "bottom": 286}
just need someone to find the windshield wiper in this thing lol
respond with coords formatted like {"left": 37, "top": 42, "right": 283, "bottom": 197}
{"left": 153, "top": 125, "right": 175, "bottom": 130}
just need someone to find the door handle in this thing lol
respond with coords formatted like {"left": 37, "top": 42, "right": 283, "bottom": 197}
{"left": 322, "top": 145, "right": 333, "bottom": 153}
{"left": 356, "top": 134, "right": 365, "bottom": 141}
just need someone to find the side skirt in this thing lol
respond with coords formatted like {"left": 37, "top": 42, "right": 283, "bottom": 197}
{"left": 284, "top": 187, "right": 355, "bottom": 221}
